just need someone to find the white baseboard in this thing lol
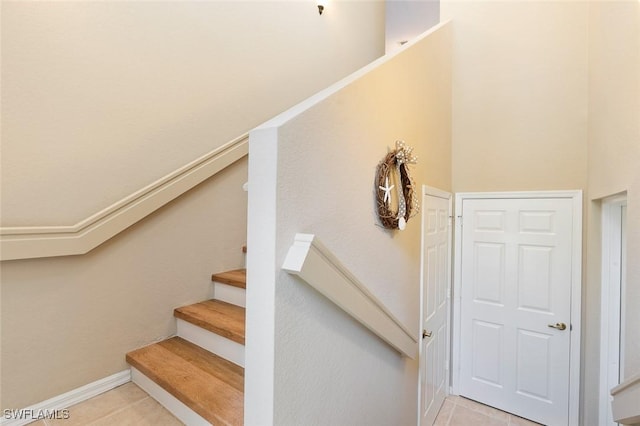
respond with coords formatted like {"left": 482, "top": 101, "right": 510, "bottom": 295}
{"left": 1, "top": 370, "right": 131, "bottom": 426}
{"left": 131, "top": 367, "right": 210, "bottom": 426}
{"left": 176, "top": 319, "right": 244, "bottom": 367}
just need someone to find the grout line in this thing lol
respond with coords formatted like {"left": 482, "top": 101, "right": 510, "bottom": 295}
{"left": 443, "top": 396, "right": 458, "bottom": 425}
{"left": 85, "top": 396, "right": 151, "bottom": 426}
{"left": 454, "top": 396, "right": 512, "bottom": 425}
{"left": 445, "top": 402, "right": 454, "bottom": 425}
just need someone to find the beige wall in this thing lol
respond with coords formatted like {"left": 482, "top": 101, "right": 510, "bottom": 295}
{"left": 1, "top": 0, "right": 385, "bottom": 410}
{"left": 256, "top": 24, "right": 452, "bottom": 424}
{"left": 1, "top": 0, "right": 384, "bottom": 227}
{"left": 587, "top": 3, "right": 640, "bottom": 424}
{"left": 441, "top": 0, "right": 593, "bottom": 421}
{"left": 442, "top": 1, "right": 589, "bottom": 193}
{"left": 1, "top": 158, "right": 248, "bottom": 409}
{"left": 442, "top": 0, "right": 639, "bottom": 424}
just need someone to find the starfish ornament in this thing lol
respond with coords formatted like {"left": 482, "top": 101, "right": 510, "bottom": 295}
{"left": 378, "top": 177, "right": 394, "bottom": 204}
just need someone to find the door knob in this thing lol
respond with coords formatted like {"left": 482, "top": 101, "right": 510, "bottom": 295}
{"left": 422, "top": 330, "right": 432, "bottom": 339}
{"left": 548, "top": 322, "right": 567, "bottom": 330}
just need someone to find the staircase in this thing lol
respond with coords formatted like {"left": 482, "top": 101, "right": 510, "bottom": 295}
{"left": 126, "top": 269, "right": 247, "bottom": 425}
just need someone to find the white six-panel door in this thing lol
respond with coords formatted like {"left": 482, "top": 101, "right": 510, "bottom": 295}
{"left": 458, "top": 197, "right": 574, "bottom": 425}
{"left": 419, "top": 189, "right": 451, "bottom": 426}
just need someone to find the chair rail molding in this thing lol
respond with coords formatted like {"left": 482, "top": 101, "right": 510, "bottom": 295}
{"left": 1, "top": 134, "right": 248, "bottom": 261}
{"left": 282, "top": 233, "right": 418, "bottom": 359}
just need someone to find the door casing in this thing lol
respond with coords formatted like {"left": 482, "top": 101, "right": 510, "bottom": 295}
{"left": 599, "top": 194, "right": 627, "bottom": 426}
{"left": 451, "top": 190, "right": 582, "bottom": 426}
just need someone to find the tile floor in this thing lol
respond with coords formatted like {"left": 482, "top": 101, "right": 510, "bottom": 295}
{"left": 434, "top": 395, "right": 543, "bottom": 426}
{"left": 26, "top": 382, "right": 542, "bottom": 426}
{"left": 26, "top": 383, "right": 182, "bottom": 426}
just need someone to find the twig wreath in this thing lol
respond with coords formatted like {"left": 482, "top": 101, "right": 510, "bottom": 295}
{"left": 375, "top": 140, "right": 419, "bottom": 230}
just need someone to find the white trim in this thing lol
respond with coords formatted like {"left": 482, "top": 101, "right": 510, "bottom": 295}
{"left": 451, "top": 195, "right": 463, "bottom": 397}
{"left": 418, "top": 186, "right": 453, "bottom": 425}
{"left": 611, "top": 373, "right": 640, "bottom": 424}
{"left": 423, "top": 185, "right": 452, "bottom": 201}
{"left": 254, "top": 21, "right": 451, "bottom": 131}
{"left": 451, "top": 190, "right": 582, "bottom": 426}
{"left": 620, "top": 204, "right": 627, "bottom": 380}
{"left": 0, "top": 134, "right": 248, "bottom": 260}
{"left": 451, "top": 190, "right": 580, "bottom": 201}
{"left": 599, "top": 194, "right": 627, "bottom": 426}
{"left": 213, "top": 281, "right": 246, "bottom": 308}
{"left": 282, "top": 233, "right": 418, "bottom": 359}
{"left": 569, "top": 191, "right": 583, "bottom": 426}
{"left": 0, "top": 370, "right": 130, "bottom": 426}
{"left": 176, "top": 319, "right": 245, "bottom": 367}
{"left": 130, "top": 367, "right": 209, "bottom": 426}
{"left": 244, "top": 128, "right": 278, "bottom": 425}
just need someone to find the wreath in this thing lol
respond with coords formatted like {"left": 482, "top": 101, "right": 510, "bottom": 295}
{"left": 375, "top": 140, "right": 419, "bottom": 230}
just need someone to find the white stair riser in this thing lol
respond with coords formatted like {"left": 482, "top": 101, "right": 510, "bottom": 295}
{"left": 131, "top": 367, "right": 210, "bottom": 426}
{"left": 176, "top": 319, "right": 245, "bottom": 367}
{"left": 213, "top": 282, "right": 246, "bottom": 308}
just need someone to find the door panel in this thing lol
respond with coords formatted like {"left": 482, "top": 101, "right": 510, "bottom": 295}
{"left": 459, "top": 198, "right": 573, "bottom": 425}
{"left": 473, "top": 242, "right": 505, "bottom": 305}
{"left": 471, "top": 320, "right": 503, "bottom": 387}
{"left": 518, "top": 245, "right": 553, "bottom": 312}
{"left": 420, "top": 192, "right": 451, "bottom": 426}
{"left": 517, "top": 329, "right": 552, "bottom": 400}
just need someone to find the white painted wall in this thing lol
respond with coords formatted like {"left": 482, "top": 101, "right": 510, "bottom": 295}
{"left": 247, "top": 23, "right": 452, "bottom": 425}
{"left": 386, "top": 0, "right": 440, "bottom": 53}
{"left": 441, "top": 0, "right": 638, "bottom": 423}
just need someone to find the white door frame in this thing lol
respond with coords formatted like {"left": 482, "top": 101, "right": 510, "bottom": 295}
{"left": 451, "top": 190, "right": 582, "bottom": 426}
{"left": 418, "top": 185, "right": 452, "bottom": 425}
{"left": 599, "top": 194, "right": 627, "bottom": 426}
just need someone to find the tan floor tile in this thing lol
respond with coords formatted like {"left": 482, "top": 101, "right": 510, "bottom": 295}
{"left": 25, "top": 421, "right": 46, "bottom": 426}
{"left": 434, "top": 399, "right": 455, "bottom": 425}
{"left": 445, "top": 395, "right": 460, "bottom": 403}
{"left": 435, "top": 394, "right": 543, "bottom": 426}
{"left": 457, "top": 397, "right": 510, "bottom": 421}
{"left": 509, "top": 414, "right": 543, "bottom": 425}
{"left": 449, "top": 405, "right": 508, "bottom": 426}
{"left": 88, "top": 397, "right": 183, "bottom": 426}
{"left": 49, "top": 383, "right": 148, "bottom": 426}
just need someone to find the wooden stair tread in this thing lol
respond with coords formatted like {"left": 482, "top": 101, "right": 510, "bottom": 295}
{"left": 126, "top": 337, "right": 243, "bottom": 426}
{"left": 174, "top": 300, "right": 245, "bottom": 345}
{"left": 211, "top": 269, "right": 246, "bottom": 289}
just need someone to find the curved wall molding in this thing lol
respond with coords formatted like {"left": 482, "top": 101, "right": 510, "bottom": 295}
{"left": 1, "top": 134, "right": 248, "bottom": 261}
{"left": 282, "top": 233, "right": 418, "bottom": 359}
